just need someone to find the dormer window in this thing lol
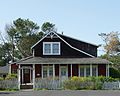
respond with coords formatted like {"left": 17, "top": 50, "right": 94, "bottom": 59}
{"left": 43, "top": 42, "right": 60, "bottom": 55}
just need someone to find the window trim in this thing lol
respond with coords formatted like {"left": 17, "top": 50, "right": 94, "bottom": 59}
{"left": 79, "top": 65, "right": 98, "bottom": 77}
{"left": 43, "top": 42, "right": 60, "bottom": 55}
{"left": 42, "top": 65, "right": 53, "bottom": 78}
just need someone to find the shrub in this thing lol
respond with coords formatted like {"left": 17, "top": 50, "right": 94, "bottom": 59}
{"left": 109, "top": 67, "right": 120, "bottom": 78}
{"left": 5, "top": 74, "right": 17, "bottom": 80}
{"left": 63, "top": 76, "right": 116, "bottom": 90}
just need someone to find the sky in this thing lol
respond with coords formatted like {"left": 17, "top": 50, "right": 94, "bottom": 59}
{"left": 0, "top": 0, "right": 120, "bottom": 56}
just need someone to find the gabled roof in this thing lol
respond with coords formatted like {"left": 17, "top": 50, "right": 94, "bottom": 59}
{"left": 16, "top": 56, "right": 111, "bottom": 65}
{"left": 31, "top": 31, "right": 96, "bottom": 57}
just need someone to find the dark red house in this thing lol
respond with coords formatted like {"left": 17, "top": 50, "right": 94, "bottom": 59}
{"left": 10, "top": 31, "right": 111, "bottom": 89}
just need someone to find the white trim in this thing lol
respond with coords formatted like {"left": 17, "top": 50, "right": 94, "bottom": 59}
{"left": 79, "top": 65, "right": 98, "bottom": 77}
{"left": 42, "top": 65, "right": 54, "bottom": 78}
{"left": 18, "top": 64, "right": 20, "bottom": 90}
{"left": 31, "top": 32, "right": 52, "bottom": 49}
{"left": 33, "top": 64, "right": 35, "bottom": 89}
{"left": 53, "top": 64, "right": 55, "bottom": 78}
{"left": 33, "top": 49, "right": 35, "bottom": 57}
{"left": 71, "top": 64, "right": 72, "bottom": 77}
{"left": 43, "top": 42, "right": 60, "bottom": 55}
{"left": 53, "top": 32, "right": 94, "bottom": 57}
{"left": 59, "top": 65, "right": 68, "bottom": 78}
{"left": 41, "top": 64, "right": 43, "bottom": 79}
{"left": 90, "top": 64, "right": 92, "bottom": 76}
{"left": 31, "top": 31, "right": 95, "bottom": 57}
{"left": 9, "top": 64, "right": 11, "bottom": 74}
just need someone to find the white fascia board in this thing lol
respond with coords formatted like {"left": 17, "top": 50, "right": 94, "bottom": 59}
{"left": 54, "top": 32, "right": 95, "bottom": 57}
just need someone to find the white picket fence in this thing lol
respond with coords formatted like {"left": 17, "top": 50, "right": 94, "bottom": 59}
{"left": 103, "top": 81, "right": 120, "bottom": 90}
{"left": 35, "top": 78, "right": 63, "bottom": 90}
{"left": 0, "top": 79, "right": 18, "bottom": 89}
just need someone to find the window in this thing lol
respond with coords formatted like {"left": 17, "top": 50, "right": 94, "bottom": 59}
{"left": 42, "top": 65, "right": 53, "bottom": 78}
{"left": 79, "top": 65, "right": 98, "bottom": 77}
{"left": 43, "top": 42, "right": 60, "bottom": 55}
{"left": 92, "top": 65, "right": 98, "bottom": 76}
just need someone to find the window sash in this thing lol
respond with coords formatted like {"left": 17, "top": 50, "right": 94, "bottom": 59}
{"left": 79, "top": 65, "right": 98, "bottom": 77}
{"left": 43, "top": 65, "right": 53, "bottom": 78}
{"left": 43, "top": 42, "right": 60, "bottom": 55}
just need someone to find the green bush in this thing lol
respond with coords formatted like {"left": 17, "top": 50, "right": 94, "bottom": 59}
{"left": 63, "top": 76, "right": 116, "bottom": 90}
{"left": 109, "top": 67, "right": 120, "bottom": 78}
{"left": 5, "top": 74, "right": 17, "bottom": 80}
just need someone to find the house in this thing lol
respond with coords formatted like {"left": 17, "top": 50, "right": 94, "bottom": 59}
{"left": 10, "top": 31, "right": 111, "bottom": 89}
{"left": 0, "top": 65, "right": 9, "bottom": 78}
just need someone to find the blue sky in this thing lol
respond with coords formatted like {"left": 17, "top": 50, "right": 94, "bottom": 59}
{"left": 0, "top": 0, "right": 120, "bottom": 56}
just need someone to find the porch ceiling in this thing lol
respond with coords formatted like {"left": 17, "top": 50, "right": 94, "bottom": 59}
{"left": 16, "top": 57, "right": 111, "bottom": 65}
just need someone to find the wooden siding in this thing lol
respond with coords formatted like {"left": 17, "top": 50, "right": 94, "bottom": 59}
{"left": 98, "top": 64, "right": 106, "bottom": 76}
{"left": 34, "top": 37, "right": 91, "bottom": 58}
{"left": 68, "top": 64, "right": 71, "bottom": 77}
{"left": 59, "top": 34, "right": 98, "bottom": 57}
{"left": 35, "top": 64, "right": 41, "bottom": 78}
{"left": 11, "top": 64, "right": 18, "bottom": 74}
{"left": 55, "top": 65, "right": 59, "bottom": 76}
{"left": 72, "top": 64, "right": 78, "bottom": 76}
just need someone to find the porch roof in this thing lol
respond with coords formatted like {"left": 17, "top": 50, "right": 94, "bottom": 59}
{"left": 16, "top": 57, "right": 111, "bottom": 65}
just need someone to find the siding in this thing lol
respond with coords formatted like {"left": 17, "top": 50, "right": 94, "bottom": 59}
{"left": 98, "top": 64, "right": 106, "bottom": 76}
{"left": 34, "top": 37, "right": 91, "bottom": 58}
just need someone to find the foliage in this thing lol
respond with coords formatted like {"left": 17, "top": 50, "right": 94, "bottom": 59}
{"left": 109, "top": 67, "right": 120, "bottom": 78}
{"left": 99, "top": 31, "right": 120, "bottom": 56}
{"left": 63, "top": 76, "right": 117, "bottom": 90}
{"left": 41, "top": 22, "right": 55, "bottom": 33}
{"left": 5, "top": 18, "right": 43, "bottom": 58}
{"left": 5, "top": 74, "right": 17, "bottom": 80}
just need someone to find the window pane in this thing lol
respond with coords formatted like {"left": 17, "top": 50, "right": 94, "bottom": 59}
{"left": 52, "top": 43, "right": 59, "bottom": 54}
{"left": 44, "top": 44, "right": 51, "bottom": 53}
{"left": 80, "top": 66, "right": 84, "bottom": 77}
{"left": 86, "top": 66, "right": 90, "bottom": 77}
{"left": 92, "top": 66, "right": 97, "bottom": 76}
{"left": 49, "top": 66, "right": 53, "bottom": 76}
{"left": 43, "top": 67, "right": 47, "bottom": 78}
{"left": 61, "top": 67, "right": 67, "bottom": 76}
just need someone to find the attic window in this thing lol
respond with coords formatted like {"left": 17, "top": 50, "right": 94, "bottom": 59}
{"left": 43, "top": 42, "right": 60, "bottom": 55}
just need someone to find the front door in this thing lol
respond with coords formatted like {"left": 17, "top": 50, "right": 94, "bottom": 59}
{"left": 60, "top": 66, "right": 68, "bottom": 80}
{"left": 22, "top": 68, "right": 33, "bottom": 84}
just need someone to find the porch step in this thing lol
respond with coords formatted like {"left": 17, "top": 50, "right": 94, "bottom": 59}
{"left": 20, "top": 85, "right": 33, "bottom": 89}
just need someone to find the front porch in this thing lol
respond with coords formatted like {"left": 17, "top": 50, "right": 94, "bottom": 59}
{"left": 18, "top": 63, "right": 110, "bottom": 89}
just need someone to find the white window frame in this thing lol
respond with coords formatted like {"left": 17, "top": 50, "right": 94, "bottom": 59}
{"left": 59, "top": 65, "right": 68, "bottom": 78}
{"left": 79, "top": 65, "right": 98, "bottom": 77}
{"left": 42, "top": 65, "right": 54, "bottom": 78}
{"left": 43, "top": 42, "right": 60, "bottom": 55}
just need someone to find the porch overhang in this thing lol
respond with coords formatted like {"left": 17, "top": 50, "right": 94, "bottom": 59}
{"left": 16, "top": 57, "right": 111, "bottom": 65}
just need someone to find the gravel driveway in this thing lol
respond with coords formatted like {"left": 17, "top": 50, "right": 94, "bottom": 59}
{"left": 0, "top": 90, "right": 120, "bottom": 96}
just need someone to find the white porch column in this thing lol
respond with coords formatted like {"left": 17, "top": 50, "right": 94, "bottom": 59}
{"left": 33, "top": 64, "right": 35, "bottom": 89}
{"left": 71, "top": 64, "right": 72, "bottom": 77}
{"left": 90, "top": 64, "right": 92, "bottom": 76}
{"left": 18, "top": 64, "right": 20, "bottom": 90}
{"left": 41, "top": 64, "right": 43, "bottom": 79}
{"left": 9, "top": 64, "right": 11, "bottom": 74}
{"left": 53, "top": 64, "right": 55, "bottom": 79}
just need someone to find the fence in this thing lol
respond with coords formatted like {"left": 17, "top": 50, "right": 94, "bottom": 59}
{"left": 35, "top": 78, "right": 64, "bottom": 90}
{"left": 102, "top": 81, "right": 120, "bottom": 90}
{"left": 0, "top": 78, "right": 18, "bottom": 90}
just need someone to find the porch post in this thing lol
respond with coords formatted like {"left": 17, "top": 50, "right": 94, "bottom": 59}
{"left": 71, "top": 64, "right": 72, "bottom": 77}
{"left": 18, "top": 64, "right": 20, "bottom": 90}
{"left": 33, "top": 64, "right": 35, "bottom": 89}
{"left": 53, "top": 64, "right": 55, "bottom": 79}
{"left": 106, "top": 64, "right": 109, "bottom": 77}
{"left": 41, "top": 64, "right": 43, "bottom": 79}
{"left": 9, "top": 64, "right": 11, "bottom": 74}
{"left": 90, "top": 64, "right": 92, "bottom": 76}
